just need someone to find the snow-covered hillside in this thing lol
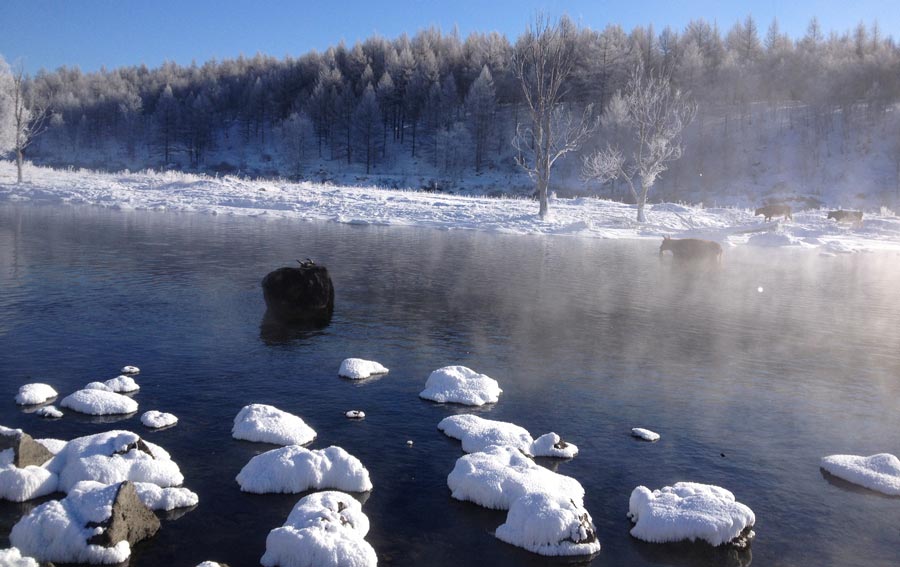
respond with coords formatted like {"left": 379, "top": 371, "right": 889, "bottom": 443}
{"left": 2, "top": 161, "right": 899, "bottom": 252}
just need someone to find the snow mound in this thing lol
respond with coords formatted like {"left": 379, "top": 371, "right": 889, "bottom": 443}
{"left": 820, "top": 453, "right": 900, "bottom": 495}
{"left": 232, "top": 404, "right": 317, "bottom": 446}
{"left": 141, "top": 411, "right": 178, "bottom": 429}
{"left": 15, "top": 383, "right": 58, "bottom": 406}
{"left": 236, "top": 445, "right": 373, "bottom": 494}
{"left": 345, "top": 410, "right": 365, "bottom": 419}
{"left": 447, "top": 445, "right": 585, "bottom": 510}
{"left": 631, "top": 428, "right": 660, "bottom": 442}
{"left": 0, "top": 462, "right": 59, "bottom": 502}
{"left": 35, "top": 438, "right": 67, "bottom": 455}
{"left": 419, "top": 366, "right": 502, "bottom": 406}
{"left": 261, "top": 491, "right": 376, "bottom": 567}
{"left": 83, "top": 382, "right": 114, "bottom": 392}
{"left": 0, "top": 547, "right": 39, "bottom": 567}
{"left": 104, "top": 375, "right": 140, "bottom": 393}
{"left": 438, "top": 414, "right": 577, "bottom": 458}
{"left": 60, "top": 389, "right": 138, "bottom": 415}
{"left": 746, "top": 231, "right": 803, "bottom": 247}
{"left": 48, "top": 430, "right": 184, "bottom": 492}
{"left": 628, "top": 482, "right": 756, "bottom": 547}
{"left": 447, "top": 445, "right": 598, "bottom": 556}
{"left": 196, "top": 563, "right": 228, "bottom": 567}
{"left": 120, "top": 366, "right": 140, "bottom": 374}
{"left": 10, "top": 482, "right": 135, "bottom": 564}
{"left": 36, "top": 406, "right": 63, "bottom": 418}
{"left": 495, "top": 492, "right": 601, "bottom": 556}
{"left": 338, "top": 358, "right": 389, "bottom": 380}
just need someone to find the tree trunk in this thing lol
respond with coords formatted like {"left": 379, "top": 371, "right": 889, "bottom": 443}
{"left": 16, "top": 149, "right": 24, "bottom": 183}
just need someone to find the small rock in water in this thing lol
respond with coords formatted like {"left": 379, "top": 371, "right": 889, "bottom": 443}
{"left": 406, "top": 440, "right": 414, "bottom": 446}
{"left": 121, "top": 365, "right": 140, "bottom": 375}
{"left": 631, "top": 428, "right": 660, "bottom": 442}
{"left": 36, "top": 406, "right": 63, "bottom": 419}
{"left": 345, "top": 410, "right": 366, "bottom": 419}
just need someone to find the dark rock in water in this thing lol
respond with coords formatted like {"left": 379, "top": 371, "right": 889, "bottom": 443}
{"left": 87, "top": 481, "right": 160, "bottom": 548}
{"left": 261, "top": 263, "right": 334, "bottom": 324}
{"left": 0, "top": 429, "right": 54, "bottom": 468}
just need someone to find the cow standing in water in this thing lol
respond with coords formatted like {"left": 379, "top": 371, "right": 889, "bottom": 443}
{"left": 659, "top": 236, "right": 723, "bottom": 264}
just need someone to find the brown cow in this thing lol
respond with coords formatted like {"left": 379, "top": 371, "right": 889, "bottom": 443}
{"left": 659, "top": 236, "right": 723, "bottom": 263}
{"left": 755, "top": 204, "right": 793, "bottom": 222}
{"left": 827, "top": 210, "right": 863, "bottom": 227}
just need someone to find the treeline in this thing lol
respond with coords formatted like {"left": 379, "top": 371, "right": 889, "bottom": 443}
{"left": 20, "top": 16, "right": 900, "bottom": 193}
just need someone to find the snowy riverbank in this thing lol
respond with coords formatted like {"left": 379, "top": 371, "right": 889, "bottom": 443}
{"left": 2, "top": 161, "right": 900, "bottom": 252}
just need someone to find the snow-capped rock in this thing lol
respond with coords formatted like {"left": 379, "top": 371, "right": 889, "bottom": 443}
{"left": 141, "top": 410, "right": 178, "bottom": 429}
{"left": 232, "top": 404, "right": 317, "bottom": 446}
{"left": 338, "top": 358, "right": 389, "bottom": 380}
{"left": 631, "top": 428, "right": 660, "bottom": 442}
{"left": 419, "top": 366, "right": 502, "bottom": 406}
{"left": 820, "top": 453, "right": 900, "bottom": 496}
{"left": 61, "top": 389, "right": 137, "bottom": 415}
{"left": 236, "top": 445, "right": 372, "bottom": 494}
{"left": 628, "top": 482, "right": 756, "bottom": 547}
{"left": 14, "top": 383, "right": 58, "bottom": 406}
{"left": 438, "top": 414, "right": 577, "bottom": 457}
{"left": 104, "top": 375, "right": 140, "bottom": 393}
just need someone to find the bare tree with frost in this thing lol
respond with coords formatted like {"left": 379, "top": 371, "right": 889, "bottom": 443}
{"left": 512, "top": 15, "right": 596, "bottom": 219}
{"left": 0, "top": 57, "right": 49, "bottom": 182}
{"left": 583, "top": 62, "right": 696, "bottom": 222}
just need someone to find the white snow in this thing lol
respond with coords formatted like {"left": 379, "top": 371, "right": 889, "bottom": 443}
{"left": 36, "top": 406, "right": 64, "bottom": 419}
{"left": 83, "top": 381, "right": 113, "bottom": 391}
{"left": 261, "top": 491, "right": 376, "bottom": 567}
{"left": 447, "top": 445, "right": 599, "bottom": 556}
{"left": 47, "top": 430, "right": 184, "bottom": 492}
{"left": 236, "top": 445, "right": 372, "bottom": 494}
{"left": 60, "top": 389, "right": 138, "bottom": 415}
{"left": 447, "top": 445, "right": 584, "bottom": 510}
{"left": 232, "top": 404, "right": 317, "bottom": 446}
{"left": 10, "top": 482, "right": 135, "bottom": 564}
{"left": 0, "top": 548, "right": 39, "bottom": 567}
{"left": 438, "top": 414, "right": 577, "bottom": 458}
{"left": 0, "top": 463, "right": 59, "bottom": 502}
{"left": 141, "top": 410, "right": 178, "bottom": 429}
{"left": 628, "top": 482, "right": 756, "bottom": 547}
{"left": 345, "top": 410, "right": 365, "bottom": 419}
{"left": 120, "top": 365, "right": 140, "bottom": 374}
{"left": 35, "top": 438, "right": 67, "bottom": 455}
{"left": 14, "top": 383, "right": 58, "bottom": 406}
{"left": 820, "top": 453, "right": 900, "bottom": 496}
{"left": 104, "top": 375, "right": 140, "bottom": 393}
{"left": 631, "top": 428, "right": 660, "bottom": 442}
{"left": 195, "top": 563, "right": 228, "bottom": 567}
{"left": 495, "top": 492, "right": 601, "bottom": 557}
{"left": 419, "top": 366, "right": 502, "bottom": 406}
{"left": 338, "top": 358, "right": 389, "bottom": 380}
{"left": 3, "top": 162, "right": 900, "bottom": 253}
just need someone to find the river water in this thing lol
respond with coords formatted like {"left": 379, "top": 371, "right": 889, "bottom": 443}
{"left": 1, "top": 204, "right": 899, "bottom": 566}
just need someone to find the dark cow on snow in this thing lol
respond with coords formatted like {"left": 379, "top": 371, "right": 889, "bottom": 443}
{"left": 827, "top": 210, "right": 863, "bottom": 227}
{"left": 754, "top": 204, "right": 793, "bottom": 222}
{"left": 659, "top": 236, "right": 723, "bottom": 263}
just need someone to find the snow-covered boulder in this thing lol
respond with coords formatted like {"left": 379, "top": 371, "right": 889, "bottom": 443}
{"left": 438, "top": 414, "right": 577, "bottom": 458}
{"left": 232, "top": 404, "right": 317, "bottom": 446}
{"left": 345, "top": 410, "right": 365, "bottom": 419}
{"left": 628, "top": 482, "right": 755, "bottom": 547}
{"left": 104, "top": 375, "right": 140, "bottom": 393}
{"left": 447, "top": 445, "right": 585, "bottom": 510}
{"left": 0, "top": 427, "right": 54, "bottom": 468}
{"left": 261, "top": 491, "right": 376, "bottom": 567}
{"left": 0, "top": 439, "right": 59, "bottom": 502}
{"left": 631, "top": 428, "right": 660, "bottom": 442}
{"left": 338, "top": 358, "right": 389, "bottom": 380}
{"left": 120, "top": 365, "right": 140, "bottom": 375}
{"left": 70, "top": 479, "right": 197, "bottom": 512}
{"left": 141, "top": 411, "right": 178, "bottom": 429}
{"left": 36, "top": 405, "right": 63, "bottom": 418}
{"left": 35, "top": 438, "right": 67, "bottom": 455}
{"left": 495, "top": 492, "right": 601, "bottom": 557}
{"left": 196, "top": 562, "right": 231, "bottom": 567}
{"left": 419, "top": 366, "right": 502, "bottom": 406}
{"left": 47, "top": 430, "right": 184, "bottom": 492}
{"left": 820, "top": 453, "right": 900, "bottom": 496}
{"left": 14, "top": 383, "right": 58, "bottom": 406}
{"left": 236, "top": 445, "right": 372, "bottom": 494}
{"left": 10, "top": 481, "right": 159, "bottom": 564}
{"left": 61, "top": 389, "right": 137, "bottom": 415}
{"left": 84, "top": 382, "right": 114, "bottom": 392}
{"left": 0, "top": 547, "right": 39, "bottom": 566}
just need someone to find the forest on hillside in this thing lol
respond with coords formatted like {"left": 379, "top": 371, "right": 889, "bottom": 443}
{"left": 12, "top": 16, "right": 900, "bottom": 204}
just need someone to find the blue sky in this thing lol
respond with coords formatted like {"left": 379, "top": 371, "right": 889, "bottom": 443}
{"left": 1, "top": 0, "right": 897, "bottom": 74}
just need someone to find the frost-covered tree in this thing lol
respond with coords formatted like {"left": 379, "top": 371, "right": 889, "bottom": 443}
{"left": 279, "top": 110, "right": 314, "bottom": 178}
{"left": 465, "top": 65, "right": 496, "bottom": 172}
{"left": 1, "top": 57, "right": 49, "bottom": 182}
{"left": 353, "top": 83, "right": 381, "bottom": 173}
{"left": 583, "top": 63, "right": 696, "bottom": 222}
{"left": 512, "top": 15, "right": 596, "bottom": 218}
